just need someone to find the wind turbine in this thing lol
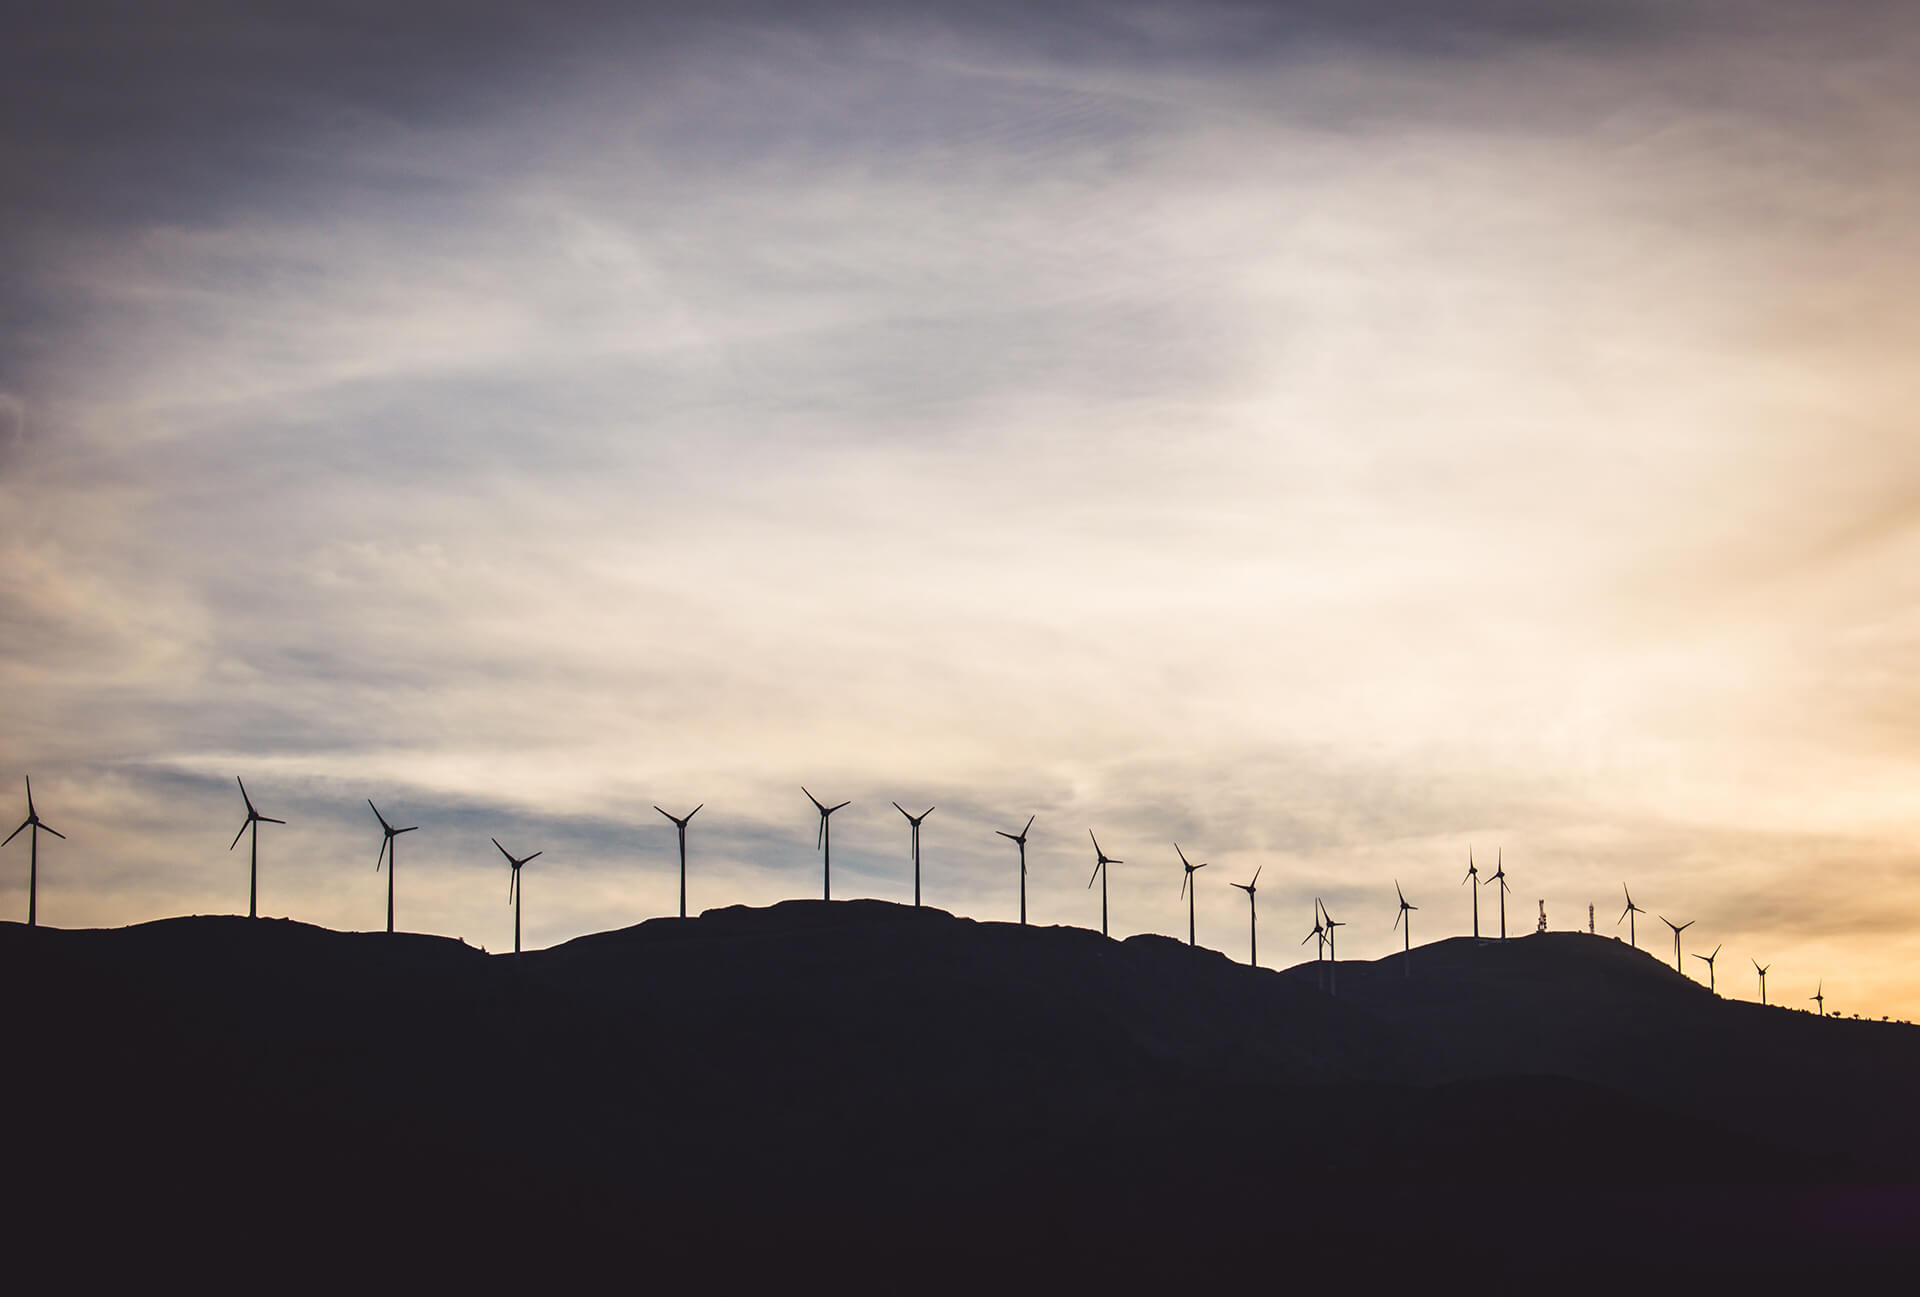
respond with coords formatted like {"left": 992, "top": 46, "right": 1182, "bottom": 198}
{"left": 1660, "top": 916, "right": 1693, "bottom": 973}
{"left": 230, "top": 778, "right": 285, "bottom": 919}
{"left": 491, "top": 838, "right": 541, "bottom": 954}
{"left": 1393, "top": 880, "right": 1418, "bottom": 974}
{"left": 803, "top": 788, "right": 850, "bottom": 901}
{"left": 1321, "top": 900, "right": 1346, "bottom": 995}
{"left": 5, "top": 777, "right": 64, "bottom": 927}
{"left": 1618, "top": 884, "right": 1644, "bottom": 950}
{"left": 1463, "top": 848, "right": 1480, "bottom": 939}
{"left": 367, "top": 800, "right": 418, "bottom": 934}
{"left": 655, "top": 804, "right": 702, "bottom": 918}
{"left": 893, "top": 802, "right": 934, "bottom": 908}
{"left": 1753, "top": 959, "right": 1770, "bottom": 1005}
{"left": 1486, "top": 850, "right": 1511, "bottom": 940}
{"left": 1302, "top": 905, "right": 1326, "bottom": 959}
{"left": 1692, "top": 943, "right": 1721, "bottom": 993}
{"left": 1231, "top": 867, "right": 1260, "bottom": 967}
{"left": 996, "top": 815, "right": 1034, "bottom": 925}
{"left": 1175, "top": 844, "right": 1207, "bottom": 947}
{"left": 1810, "top": 981, "right": 1825, "bottom": 1017}
{"left": 1088, "top": 831, "right": 1122, "bottom": 937}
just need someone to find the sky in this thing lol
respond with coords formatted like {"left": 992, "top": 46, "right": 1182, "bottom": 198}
{"left": 3, "top": 1, "right": 1919, "bottom": 1014}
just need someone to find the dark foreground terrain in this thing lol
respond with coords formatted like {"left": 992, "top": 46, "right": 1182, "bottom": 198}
{"left": 6, "top": 902, "right": 1918, "bottom": 1288}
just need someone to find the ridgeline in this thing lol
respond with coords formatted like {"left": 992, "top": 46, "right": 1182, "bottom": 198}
{"left": 6, "top": 901, "right": 1917, "bottom": 1285}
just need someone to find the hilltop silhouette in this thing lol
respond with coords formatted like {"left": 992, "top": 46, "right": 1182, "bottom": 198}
{"left": 5, "top": 902, "right": 1917, "bottom": 1286}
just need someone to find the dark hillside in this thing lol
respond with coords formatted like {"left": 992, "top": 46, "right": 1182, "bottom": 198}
{"left": 5, "top": 904, "right": 1916, "bottom": 1286}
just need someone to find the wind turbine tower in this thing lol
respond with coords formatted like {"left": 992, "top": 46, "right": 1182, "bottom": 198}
{"left": 491, "top": 838, "right": 541, "bottom": 954}
{"left": 5, "top": 777, "right": 65, "bottom": 927}
{"left": 230, "top": 778, "right": 286, "bottom": 919}
{"left": 803, "top": 788, "right": 850, "bottom": 901}
{"left": 655, "top": 804, "right": 702, "bottom": 919}
{"left": 1088, "top": 832, "right": 1122, "bottom": 937}
{"left": 1231, "top": 867, "right": 1261, "bottom": 967}
{"left": 996, "top": 815, "right": 1034, "bottom": 925}
{"left": 1463, "top": 849, "right": 1480, "bottom": 939}
{"left": 1487, "top": 850, "right": 1511, "bottom": 940}
{"left": 1175, "top": 844, "right": 1207, "bottom": 947}
{"left": 368, "top": 800, "right": 418, "bottom": 934}
{"left": 892, "top": 803, "right": 934, "bottom": 908}
{"left": 1322, "top": 901, "right": 1346, "bottom": 995}
{"left": 1619, "top": 884, "right": 1644, "bottom": 949}
{"left": 1692, "top": 943, "right": 1721, "bottom": 993}
{"left": 1393, "top": 881, "right": 1418, "bottom": 974}
{"left": 1753, "top": 959, "right": 1770, "bottom": 1005}
{"left": 1660, "top": 916, "right": 1694, "bottom": 973}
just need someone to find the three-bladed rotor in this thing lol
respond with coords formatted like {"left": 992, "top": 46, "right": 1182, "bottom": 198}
{"left": 369, "top": 799, "right": 418, "bottom": 871}
{"left": 1175, "top": 843, "right": 1207, "bottom": 898}
{"left": 492, "top": 836, "right": 541, "bottom": 903}
{"left": 230, "top": 777, "right": 286, "bottom": 851}
{"left": 4, "top": 776, "right": 64, "bottom": 849}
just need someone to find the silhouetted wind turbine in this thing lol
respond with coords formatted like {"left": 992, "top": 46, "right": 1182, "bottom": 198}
{"left": 367, "top": 800, "right": 417, "bottom": 934}
{"left": 1302, "top": 906, "right": 1326, "bottom": 960}
{"left": 1393, "top": 880, "right": 1418, "bottom": 974}
{"left": 1753, "top": 959, "right": 1770, "bottom": 1005}
{"left": 1321, "top": 900, "right": 1346, "bottom": 995}
{"left": 1486, "top": 850, "right": 1510, "bottom": 940}
{"left": 492, "top": 837, "right": 540, "bottom": 954}
{"left": 1692, "top": 943, "right": 1721, "bottom": 993}
{"left": 230, "top": 778, "right": 285, "bottom": 919}
{"left": 1463, "top": 849, "right": 1480, "bottom": 939}
{"left": 1232, "top": 867, "right": 1260, "bottom": 967}
{"left": 655, "top": 804, "right": 702, "bottom": 918}
{"left": 1660, "top": 916, "right": 1693, "bottom": 972}
{"left": 5, "top": 777, "right": 64, "bottom": 927}
{"left": 893, "top": 802, "right": 934, "bottom": 908}
{"left": 1088, "top": 831, "right": 1122, "bottom": 937}
{"left": 996, "top": 815, "right": 1034, "bottom": 925}
{"left": 1810, "top": 980, "right": 1825, "bottom": 1016}
{"left": 803, "top": 788, "right": 850, "bottom": 901}
{"left": 1618, "top": 884, "right": 1644, "bottom": 950}
{"left": 1175, "top": 844, "right": 1207, "bottom": 947}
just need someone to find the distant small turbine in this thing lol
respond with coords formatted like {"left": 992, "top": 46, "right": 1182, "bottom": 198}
{"left": 803, "top": 788, "right": 850, "bottom": 901}
{"left": 1660, "top": 916, "right": 1694, "bottom": 973}
{"left": 1486, "top": 850, "right": 1511, "bottom": 940}
{"left": 367, "top": 800, "right": 418, "bottom": 934}
{"left": 1175, "top": 844, "right": 1207, "bottom": 948}
{"left": 1753, "top": 959, "right": 1770, "bottom": 1005}
{"left": 1302, "top": 906, "right": 1327, "bottom": 960}
{"left": 1087, "top": 832, "right": 1122, "bottom": 937}
{"left": 1231, "top": 867, "right": 1261, "bottom": 967}
{"left": 491, "top": 837, "right": 541, "bottom": 954}
{"left": 4, "top": 777, "right": 65, "bottom": 927}
{"left": 1618, "top": 884, "right": 1644, "bottom": 950}
{"left": 893, "top": 802, "right": 934, "bottom": 908}
{"left": 1393, "top": 880, "right": 1418, "bottom": 974}
{"left": 230, "top": 778, "right": 286, "bottom": 919}
{"left": 1810, "top": 980, "right": 1825, "bottom": 1016}
{"left": 654, "top": 804, "right": 702, "bottom": 919}
{"left": 1691, "top": 943, "right": 1721, "bottom": 994}
{"left": 1321, "top": 901, "right": 1347, "bottom": 995}
{"left": 995, "top": 814, "right": 1035, "bottom": 925}
{"left": 1462, "top": 848, "right": 1480, "bottom": 939}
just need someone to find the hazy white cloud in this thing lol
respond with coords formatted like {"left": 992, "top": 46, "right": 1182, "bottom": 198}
{"left": 4, "top": 2, "right": 1920, "bottom": 1012}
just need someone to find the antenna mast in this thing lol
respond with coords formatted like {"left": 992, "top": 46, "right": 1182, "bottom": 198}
{"left": 1536, "top": 899, "right": 1547, "bottom": 934}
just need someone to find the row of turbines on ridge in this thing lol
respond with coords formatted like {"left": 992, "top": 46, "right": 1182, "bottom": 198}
{"left": 4, "top": 775, "right": 1841, "bottom": 1015}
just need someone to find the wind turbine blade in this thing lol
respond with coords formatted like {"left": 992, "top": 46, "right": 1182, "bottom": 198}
{"left": 688, "top": 804, "right": 702, "bottom": 820}
{"left": 261, "top": 816, "right": 286, "bottom": 825}
{"left": 368, "top": 799, "right": 390, "bottom": 831}
{"left": 829, "top": 801, "right": 850, "bottom": 814}
{"left": 376, "top": 837, "right": 389, "bottom": 871}
{"left": 524, "top": 851, "right": 541, "bottom": 864}
{"left": 237, "top": 776, "right": 256, "bottom": 815}
{"left": 1175, "top": 843, "right": 1190, "bottom": 869}
{"left": 816, "top": 815, "right": 825, "bottom": 850}
{"left": 492, "top": 838, "right": 514, "bottom": 863}
{"left": 1251, "top": 866, "right": 1261, "bottom": 887}
{"left": 655, "top": 806, "right": 673, "bottom": 822}
{"left": 2, "top": 820, "right": 28, "bottom": 847}
{"left": 1022, "top": 814, "right": 1034, "bottom": 836}
{"left": 230, "top": 821, "right": 249, "bottom": 851}
{"left": 893, "top": 801, "right": 909, "bottom": 818}
{"left": 397, "top": 825, "right": 418, "bottom": 834}
{"left": 1087, "top": 862, "right": 1101, "bottom": 888}
{"left": 1180, "top": 871, "right": 1188, "bottom": 898}
{"left": 40, "top": 822, "right": 66, "bottom": 840}
{"left": 996, "top": 831, "right": 1017, "bottom": 842}
{"left": 802, "top": 787, "right": 825, "bottom": 813}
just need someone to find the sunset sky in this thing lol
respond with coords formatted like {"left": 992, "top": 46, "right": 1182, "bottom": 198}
{"left": 4, "top": 2, "right": 1918, "bottom": 1013}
